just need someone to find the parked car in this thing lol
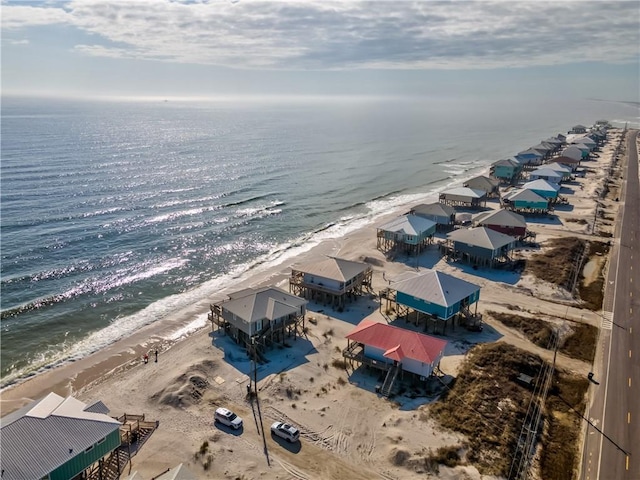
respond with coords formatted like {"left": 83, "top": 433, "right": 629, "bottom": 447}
{"left": 270, "top": 421, "right": 300, "bottom": 442}
{"left": 214, "top": 407, "right": 243, "bottom": 430}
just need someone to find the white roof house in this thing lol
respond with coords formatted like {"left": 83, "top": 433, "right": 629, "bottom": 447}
{"left": 378, "top": 214, "right": 437, "bottom": 237}
{"left": 529, "top": 167, "right": 563, "bottom": 183}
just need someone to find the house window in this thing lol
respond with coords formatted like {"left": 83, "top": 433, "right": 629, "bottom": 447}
{"left": 97, "top": 437, "right": 106, "bottom": 445}
{"left": 85, "top": 444, "right": 94, "bottom": 453}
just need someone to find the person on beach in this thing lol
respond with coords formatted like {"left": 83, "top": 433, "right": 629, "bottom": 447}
{"left": 154, "top": 350, "right": 158, "bottom": 363}
{"left": 143, "top": 353, "right": 149, "bottom": 364}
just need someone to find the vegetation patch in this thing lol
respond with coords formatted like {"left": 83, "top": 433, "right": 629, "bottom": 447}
{"left": 540, "top": 371, "right": 589, "bottom": 480}
{"left": 331, "top": 358, "right": 348, "bottom": 370}
{"left": 428, "top": 343, "right": 543, "bottom": 476}
{"left": 487, "top": 311, "right": 554, "bottom": 348}
{"left": 577, "top": 241, "right": 610, "bottom": 311}
{"left": 560, "top": 323, "right": 598, "bottom": 363}
{"left": 525, "top": 237, "right": 586, "bottom": 289}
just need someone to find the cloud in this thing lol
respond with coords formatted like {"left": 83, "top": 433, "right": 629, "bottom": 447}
{"left": 1, "top": 3, "right": 74, "bottom": 29}
{"left": 5, "top": 38, "right": 30, "bottom": 45}
{"left": 2, "top": 0, "right": 639, "bottom": 70}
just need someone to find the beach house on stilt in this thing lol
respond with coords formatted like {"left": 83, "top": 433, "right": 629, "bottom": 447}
{"left": 0, "top": 393, "right": 123, "bottom": 480}
{"left": 376, "top": 214, "right": 436, "bottom": 257}
{"left": 443, "top": 226, "right": 518, "bottom": 267}
{"left": 380, "top": 269, "right": 481, "bottom": 334}
{"left": 409, "top": 202, "right": 456, "bottom": 231}
{"left": 209, "top": 287, "right": 307, "bottom": 352}
{"left": 289, "top": 256, "right": 373, "bottom": 308}
{"left": 342, "top": 319, "right": 447, "bottom": 397}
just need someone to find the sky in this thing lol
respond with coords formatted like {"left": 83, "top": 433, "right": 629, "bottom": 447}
{"left": 1, "top": 0, "right": 639, "bottom": 100}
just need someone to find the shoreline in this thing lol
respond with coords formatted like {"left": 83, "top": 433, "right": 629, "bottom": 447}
{"left": 0, "top": 160, "right": 492, "bottom": 413}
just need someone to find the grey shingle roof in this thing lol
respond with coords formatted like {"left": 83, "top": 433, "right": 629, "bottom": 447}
{"left": 473, "top": 209, "right": 526, "bottom": 229}
{"left": 292, "top": 256, "right": 371, "bottom": 282}
{"left": 503, "top": 189, "right": 548, "bottom": 203}
{"left": 447, "top": 226, "right": 518, "bottom": 250}
{"left": 464, "top": 175, "right": 500, "bottom": 191}
{"left": 561, "top": 146, "right": 583, "bottom": 161}
{"left": 378, "top": 214, "right": 436, "bottom": 235}
{"left": 1, "top": 393, "right": 121, "bottom": 480}
{"left": 440, "top": 187, "right": 486, "bottom": 199}
{"left": 390, "top": 269, "right": 480, "bottom": 307}
{"left": 221, "top": 286, "right": 307, "bottom": 323}
{"left": 410, "top": 202, "right": 456, "bottom": 218}
{"left": 523, "top": 179, "right": 561, "bottom": 192}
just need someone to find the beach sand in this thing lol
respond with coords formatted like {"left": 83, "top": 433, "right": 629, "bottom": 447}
{"left": 0, "top": 129, "right": 625, "bottom": 479}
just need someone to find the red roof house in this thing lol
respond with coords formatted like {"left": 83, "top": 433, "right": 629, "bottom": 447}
{"left": 345, "top": 319, "right": 447, "bottom": 379}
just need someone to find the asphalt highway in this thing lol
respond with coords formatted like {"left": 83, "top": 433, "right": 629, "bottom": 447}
{"left": 582, "top": 129, "right": 639, "bottom": 480}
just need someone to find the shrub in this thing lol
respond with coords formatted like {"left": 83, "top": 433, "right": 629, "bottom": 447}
{"left": 331, "top": 358, "right": 348, "bottom": 370}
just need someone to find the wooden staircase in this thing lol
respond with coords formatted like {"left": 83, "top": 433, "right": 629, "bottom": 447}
{"left": 380, "top": 364, "right": 400, "bottom": 397}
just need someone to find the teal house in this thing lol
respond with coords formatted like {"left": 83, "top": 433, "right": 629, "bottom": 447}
{"left": 502, "top": 189, "right": 550, "bottom": 213}
{"left": 491, "top": 158, "right": 523, "bottom": 183}
{"left": 382, "top": 270, "right": 481, "bottom": 331}
{"left": 1, "top": 393, "right": 122, "bottom": 480}
{"left": 376, "top": 214, "right": 437, "bottom": 256}
{"left": 522, "top": 179, "right": 561, "bottom": 200}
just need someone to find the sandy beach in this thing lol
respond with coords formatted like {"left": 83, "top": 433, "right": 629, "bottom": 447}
{"left": 0, "top": 128, "right": 627, "bottom": 479}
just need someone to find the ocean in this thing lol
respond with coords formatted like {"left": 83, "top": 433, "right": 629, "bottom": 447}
{"left": 1, "top": 94, "right": 638, "bottom": 388}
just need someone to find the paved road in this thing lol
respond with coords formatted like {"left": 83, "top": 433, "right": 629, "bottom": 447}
{"left": 582, "top": 129, "right": 639, "bottom": 480}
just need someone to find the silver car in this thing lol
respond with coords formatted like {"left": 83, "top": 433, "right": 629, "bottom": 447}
{"left": 214, "top": 407, "right": 243, "bottom": 430}
{"left": 270, "top": 421, "right": 300, "bottom": 442}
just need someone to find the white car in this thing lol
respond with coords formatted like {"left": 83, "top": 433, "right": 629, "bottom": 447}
{"left": 214, "top": 407, "right": 243, "bottom": 430}
{"left": 270, "top": 421, "right": 300, "bottom": 442}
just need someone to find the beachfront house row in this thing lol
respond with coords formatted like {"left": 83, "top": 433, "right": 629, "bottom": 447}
{"left": 472, "top": 209, "right": 527, "bottom": 239}
{"left": 380, "top": 269, "right": 482, "bottom": 333}
{"left": 439, "top": 187, "right": 487, "bottom": 209}
{"left": 571, "top": 125, "right": 587, "bottom": 134}
{"left": 289, "top": 256, "right": 373, "bottom": 308}
{"left": 209, "top": 286, "right": 307, "bottom": 350}
{"left": 409, "top": 202, "right": 456, "bottom": 231}
{"left": 528, "top": 167, "right": 563, "bottom": 184}
{"left": 463, "top": 175, "right": 501, "bottom": 197}
{"left": 376, "top": 214, "right": 437, "bottom": 256}
{"left": 490, "top": 158, "right": 523, "bottom": 183}
{"left": 501, "top": 188, "right": 550, "bottom": 214}
{"left": 0, "top": 393, "right": 122, "bottom": 480}
{"left": 522, "top": 179, "right": 561, "bottom": 201}
{"left": 342, "top": 319, "right": 448, "bottom": 396}
{"left": 444, "top": 226, "right": 518, "bottom": 267}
